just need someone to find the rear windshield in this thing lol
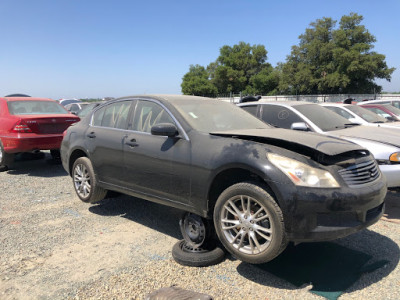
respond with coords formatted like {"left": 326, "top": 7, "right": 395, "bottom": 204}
{"left": 8, "top": 101, "right": 68, "bottom": 115}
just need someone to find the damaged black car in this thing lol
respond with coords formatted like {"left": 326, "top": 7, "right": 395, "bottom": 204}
{"left": 61, "top": 95, "right": 386, "bottom": 265}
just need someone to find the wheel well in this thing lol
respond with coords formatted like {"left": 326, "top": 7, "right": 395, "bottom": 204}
{"left": 207, "top": 168, "right": 276, "bottom": 217}
{"left": 68, "top": 149, "right": 87, "bottom": 175}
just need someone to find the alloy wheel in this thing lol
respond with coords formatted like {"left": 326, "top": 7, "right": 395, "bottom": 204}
{"left": 73, "top": 163, "right": 91, "bottom": 198}
{"left": 220, "top": 195, "right": 273, "bottom": 255}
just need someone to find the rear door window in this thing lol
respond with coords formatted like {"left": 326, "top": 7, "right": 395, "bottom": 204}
{"left": 92, "top": 101, "right": 132, "bottom": 129}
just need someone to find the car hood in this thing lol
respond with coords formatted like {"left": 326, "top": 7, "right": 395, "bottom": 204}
{"left": 328, "top": 126, "right": 400, "bottom": 147}
{"left": 210, "top": 128, "right": 365, "bottom": 156}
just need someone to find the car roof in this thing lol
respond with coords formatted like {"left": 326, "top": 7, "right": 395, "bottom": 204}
{"left": 239, "top": 100, "right": 313, "bottom": 107}
{"left": 1, "top": 97, "right": 55, "bottom": 102}
{"left": 320, "top": 103, "right": 350, "bottom": 107}
{"left": 115, "top": 94, "right": 218, "bottom": 104}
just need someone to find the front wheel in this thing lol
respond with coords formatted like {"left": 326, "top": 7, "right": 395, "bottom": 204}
{"left": 213, "top": 182, "right": 287, "bottom": 264}
{"left": 72, "top": 157, "right": 107, "bottom": 203}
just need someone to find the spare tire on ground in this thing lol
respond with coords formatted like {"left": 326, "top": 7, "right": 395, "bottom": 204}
{"left": 172, "top": 239, "right": 225, "bottom": 267}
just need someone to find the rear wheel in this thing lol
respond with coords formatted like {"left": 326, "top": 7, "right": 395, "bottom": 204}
{"left": 72, "top": 157, "right": 107, "bottom": 203}
{"left": 213, "top": 182, "right": 287, "bottom": 264}
{"left": 0, "top": 140, "right": 14, "bottom": 171}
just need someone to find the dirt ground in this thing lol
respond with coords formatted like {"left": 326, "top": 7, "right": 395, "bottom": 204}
{"left": 1, "top": 153, "right": 399, "bottom": 300}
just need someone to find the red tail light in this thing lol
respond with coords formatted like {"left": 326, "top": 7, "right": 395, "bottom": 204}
{"left": 11, "top": 119, "right": 33, "bottom": 133}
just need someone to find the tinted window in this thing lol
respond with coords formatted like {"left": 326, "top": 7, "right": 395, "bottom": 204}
{"left": 132, "top": 100, "right": 175, "bottom": 133}
{"left": 261, "top": 105, "right": 303, "bottom": 129}
{"left": 8, "top": 101, "right": 68, "bottom": 115}
{"left": 93, "top": 101, "right": 132, "bottom": 129}
{"left": 241, "top": 105, "right": 258, "bottom": 117}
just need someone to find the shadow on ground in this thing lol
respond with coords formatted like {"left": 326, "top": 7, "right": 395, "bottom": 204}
{"left": 89, "top": 195, "right": 184, "bottom": 240}
{"left": 5, "top": 152, "right": 67, "bottom": 178}
{"left": 384, "top": 190, "right": 400, "bottom": 221}
{"left": 237, "top": 229, "right": 399, "bottom": 300}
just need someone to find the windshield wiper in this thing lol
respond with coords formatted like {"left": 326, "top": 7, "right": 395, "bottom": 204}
{"left": 344, "top": 123, "right": 361, "bottom": 127}
{"left": 373, "top": 121, "right": 385, "bottom": 124}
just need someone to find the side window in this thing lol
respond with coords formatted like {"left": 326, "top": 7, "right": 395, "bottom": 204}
{"left": 392, "top": 101, "right": 400, "bottom": 109}
{"left": 93, "top": 106, "right": 105, "bottom": 126}
{"left": 261, "top": 105, "right": 303, "bottom": 129}
{"left": 241, "top": 105, "right": 258, "bottom": 117}
{"left": 132, "top": 100, "right": 175, "bottom": 133}
{"left": 325, "top": 106, "right": 353, "bottom": 120}
{"left": 92, "top": 101, "right": 132, "bottom": 129}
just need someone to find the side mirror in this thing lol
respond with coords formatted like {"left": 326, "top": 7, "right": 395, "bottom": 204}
{"left": 151, "top": 123, "right": 179, "bottom": 137}
{"left": 348, "top": 117, "right": 361, "bottom": 124}
{"left": 71, "top": 111, "right": 78, "bottom": 115}
{"left": 386, "top": 116, "right": 397, "bottom": 122}
{"left": 291, "top": 122, "right": 309, "bottom": 131}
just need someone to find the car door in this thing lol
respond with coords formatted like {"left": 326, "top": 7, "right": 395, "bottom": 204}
{"left": 122, "top": 99, "right": 191, "bottom": 204}
{"left": 85, "top": 100, "right": 133, "bottom": 186}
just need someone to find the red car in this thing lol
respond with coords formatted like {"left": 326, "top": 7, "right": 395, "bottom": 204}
{"left": 360, "top": 103, "right": 400, "bottom": 122}
{"left": 0, "top": 96, "right": 80, "bottom": 170}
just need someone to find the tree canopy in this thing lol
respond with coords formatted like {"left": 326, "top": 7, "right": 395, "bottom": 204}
{"left": 279, "top": 13, "right": 395, "bottom": 94}
{"left": 181, "top": 13, "right": 395, "bottom": 96}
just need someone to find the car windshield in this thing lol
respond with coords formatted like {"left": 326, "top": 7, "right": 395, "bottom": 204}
{"left": 346, "top": 105, "right": 388, "bottom": 123}
{"left": 8, "top": 101, "right": 68, "bottom": 115}
{"left": 295, "top": 104, "right": 352, "bottom": 131}
{"left": 173, "top": 100, "right": 270, "bottom": 132}
{"left": 77, "top": 103, "right": 101, "bottom": 118}
{"left": 381, "top": 104, "right": 400, "bottom": 116}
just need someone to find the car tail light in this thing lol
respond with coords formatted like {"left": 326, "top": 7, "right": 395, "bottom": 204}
{"left": 11, "top": 119, "right": 33, "bottom": 133}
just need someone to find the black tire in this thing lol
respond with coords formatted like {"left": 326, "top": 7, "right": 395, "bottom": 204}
{"left": 72, "top": 157, "right": 107, "bottom": 203}
{"left": 172, "top": 239, "right": 225, "bottom": 267}
{"left": 0, "top": 140, "right": 14, "bottom": 171}
{"left": 50, "top": 149, "right": 61, "bottom": 160}
{"left": 213, "top": 182, "right": 287, "bottom": 264}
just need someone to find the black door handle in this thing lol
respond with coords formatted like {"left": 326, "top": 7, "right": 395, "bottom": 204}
{"left": 125, "top": 139, "right": 139, "bottom": 147}
{"left": 87, "top": 132, "right": 96, "bottom": 138}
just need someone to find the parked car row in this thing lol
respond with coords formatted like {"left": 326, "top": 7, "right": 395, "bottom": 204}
{"left": 60, "top": 95, "right": 388, "bottom": 265}
{"left": 2, "top": 94, "right": 398, "bottom": 267}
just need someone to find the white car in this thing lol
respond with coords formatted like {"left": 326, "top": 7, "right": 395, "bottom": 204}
{"left": 358, "top": 99, "right": 400, "bottom": 109}
{"left": 238, "top": 101, "right": 400, "bottom": 188}
{"left": 58, "top": 98, "right": 82, "bottom": 107}
{"left": 320, "top": 103, "right": 400, "bottom": 129}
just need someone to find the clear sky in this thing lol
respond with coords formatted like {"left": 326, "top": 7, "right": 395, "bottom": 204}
{"left": 0, "top": 0, "right": 399, "bottom": 99}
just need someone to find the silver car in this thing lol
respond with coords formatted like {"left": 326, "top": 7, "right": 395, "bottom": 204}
{"left": 320, "top": 103, "right": 400, "bottom": 129}
{"left": 239, "top": 101, "right": 400, "bottom": 188}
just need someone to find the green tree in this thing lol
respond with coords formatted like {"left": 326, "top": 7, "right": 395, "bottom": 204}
{"left": 181, "top": 64, "right": 218, "bottom": 96}
{"left": 181, "top": 42, "right": 278, "bottom": 96}
{"left": 210, "top": 42, "right": 271, "bottom": 94}
{"left": 279, "top": 13, "right": 395, "bottom": 94}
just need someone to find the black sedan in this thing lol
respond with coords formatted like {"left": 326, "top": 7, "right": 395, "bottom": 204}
{"left": 61, "top": 95, "right": 386, "bottom": 264}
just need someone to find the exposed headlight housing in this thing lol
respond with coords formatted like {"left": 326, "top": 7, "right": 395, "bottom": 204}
{"left": 389, "top": 152, "right": 400, "bottom": 163}
{"left": 267, "top": 153, "right": 340, "bottom": 188}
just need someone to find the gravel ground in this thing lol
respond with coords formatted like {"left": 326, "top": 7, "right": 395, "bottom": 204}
{"left": 0, "top": 152, "right": 400, "bottom": 300}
